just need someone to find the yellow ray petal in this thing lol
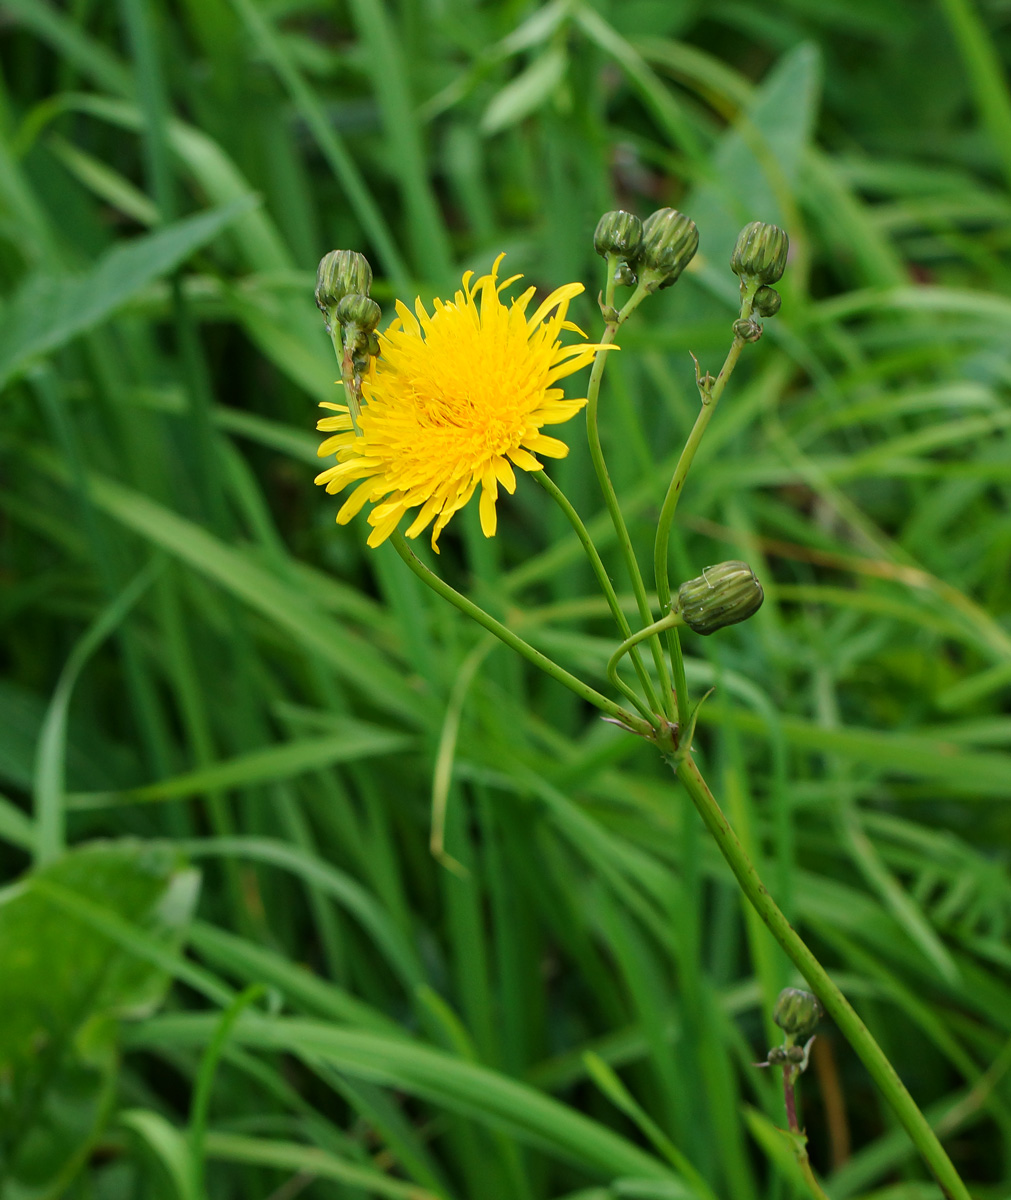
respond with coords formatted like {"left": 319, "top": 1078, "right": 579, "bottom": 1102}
{"left": 524, "top": 432, "right": 569, "bottom": 458}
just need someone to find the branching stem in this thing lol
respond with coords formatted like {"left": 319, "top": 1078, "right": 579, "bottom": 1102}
{"left": 585, "top": 278, "right": 674, "bottom": 720}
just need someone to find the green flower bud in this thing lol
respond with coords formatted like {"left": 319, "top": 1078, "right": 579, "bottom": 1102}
{"left": 676, "top": 561, "right": 764, "bottom": 636}
{"left": 638, "top": 208, "right": 699, "bottom": 292}
{"left": 754, "top": 285, "right": 781, "bottom": 317}
{"left": 730, "top": 221, "right": 789, "bottom": 285}
{"left": 335, "top": 292, "right": 381, "bottom": 332}
{"left": 315, "top": 250, "right": 373, "bottom": 317}
{"left": 773, "top": 988, "right": 823, "bottom": 1039}
{"left": 732, "top": 317, "right": 762, "bottom": 343}
{"left": 594, "top": 210, "right": 644, "bottom": 260}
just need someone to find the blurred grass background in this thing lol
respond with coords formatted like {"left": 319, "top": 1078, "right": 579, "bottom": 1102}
{"left": 2, "top": 0, "right": 1011, "bottom": 1196}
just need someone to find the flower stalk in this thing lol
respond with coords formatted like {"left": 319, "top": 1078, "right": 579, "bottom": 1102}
{"left": 535, "top": 471, "right": 660, "bottom": 725}
{"left": 311, "top": 229, "right": 972, "bottom": 1200}
{"left": 388, "top": 531, "right": 651, "bottom": 737}
{"left": 653, "top": 279, "right": 758, "bottom": 728}
{"left": 583, "top": 282, "right": 676, "bottom": 720}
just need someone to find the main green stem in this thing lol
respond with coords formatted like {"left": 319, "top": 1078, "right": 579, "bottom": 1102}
{"left": 388, "top": 531, "right": 651, "bottom": 737}
{"left": 653, "top": 283, "right": 757, "bottom": 730}
{"left": 585, "top": 279, "right": 674, "bottom": 720}
{"left": 675, "top": 754, "right": 971, "bottom": 1200}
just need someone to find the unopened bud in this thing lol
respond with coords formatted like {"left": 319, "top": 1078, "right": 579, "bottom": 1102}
{"left": 594, "top": 210, "right": 644, "bottom": 261}
{"left": 335, "top": 293, "right": 381, "bottom": 332}
{"left": 732, "top": 318, "right": 762, "bottom": 342}
{"left": 315, "top": 250, "right": 373, "bottom": 318}
{"left": 638, "top": 208, "right": 699, "bottom": 292}
{"left": 773, "top": 988, "right": 823, "bottom": 1039}
{"left": 754, "top": 285, "right": 781, "bottom": 317}
{"left": 730, "top": 221, "right": 789, "bottom": 285}
{"left": 676, "top": 561, "right": 764, "bottom": 635}
{"left": 614, "top": 260, "right": 636, "bottom": 288}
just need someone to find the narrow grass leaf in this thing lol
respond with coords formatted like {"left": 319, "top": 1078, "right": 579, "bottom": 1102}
{"left": 0, "top": 199, "right": 256, "bottom": 390}
{"left": 203, "top": 1131, "right": 441, "bottom": 1198}
{"left": 129, "top": 1013, "right": 688, "bottom": 1186}
{"left": 120, "top": 1109, "right": 198, "bottom": 1200}
{"left": 34, "top": 566, "right": 156, "bottom": 862}
{"left": 68, "top": 728, "right": 416, "bottom": 809}
{"left": 180, "top": 838, "right": 424, "bottom": 990}
{"left": 482, "top": 45, "right": 568, "bottom": 134}
{"left": 33, "top": 461, "right": 422, "bottom": 724}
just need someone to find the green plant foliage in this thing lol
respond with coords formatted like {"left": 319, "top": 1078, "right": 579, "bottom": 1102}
{"left": 2, "top": 0, "right": 1011, "bottom": 1196}
{"left": 0, "top": 842, "right": 199, "bottom": 1197}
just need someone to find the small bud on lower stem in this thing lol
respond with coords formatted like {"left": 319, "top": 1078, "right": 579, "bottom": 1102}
{"left": 336, "top": 293, "right": 382, "bottom": 333}
{"left": 732, "top": 317, "right": 762, "bottom": 342}
{"left": 774, "top": 987, "right": 823, "bottom": 1039}
{"left": 753, "top": 285, "right": 782, "bottom": 317}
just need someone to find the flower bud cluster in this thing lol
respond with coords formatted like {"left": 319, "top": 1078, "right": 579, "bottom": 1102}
{"left": 316, "top": 249, "right": 381, "bottom": 434}
{"left": 730, "top": 221, "right": 788, "bottom": 317}
{"left": 593, "top": 207, "right": 699, "bottom": 293}
{"left": 315, "top": 249, "right": 380, "bottom": 338}
{"left": 594, "top": 211, "right": 790, "bottom": 306}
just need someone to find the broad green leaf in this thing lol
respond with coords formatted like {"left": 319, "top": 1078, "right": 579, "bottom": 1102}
{"left": 0, "top": 842, "right": 199, "bottom": 1062}
{"left": 686, "top": 41, "right": 821, "bottom": 264}
{"left": 0, "top": 842, "right": 200, "bottom": 1198}
{"left": 3, "top": 1025, "right": 118, "bottom": 1200}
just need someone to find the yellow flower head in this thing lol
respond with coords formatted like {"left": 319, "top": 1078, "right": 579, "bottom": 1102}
{"left": 314, "top": 254, "right": 607, "bottom": 552}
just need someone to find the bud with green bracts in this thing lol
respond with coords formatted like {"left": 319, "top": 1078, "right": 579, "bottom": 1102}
{"left": 336, "top": 293, "right": 381, "bottom": 333}
{"left": 594, "top": 210, "right": 644, "bottom": 260}
{"left": 315, "top": 250, "right": 374, "bottom": 321}
{"left": 732, "top": 317, "right": 762, "bottom": 343}
{"left": 637, "top": 208, "right": 699, "bottom": 292}
{"left": 754, "top": 285, "right": 781, "bottom": 317}
{"left": 675, "top": 561, "right": 764, "bottom": 635}
{"left": 730, "top": 221, "right": 789, "bottom": 285}
{"left": 773, "top": 987, "right": 823, "bottom": 1039}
